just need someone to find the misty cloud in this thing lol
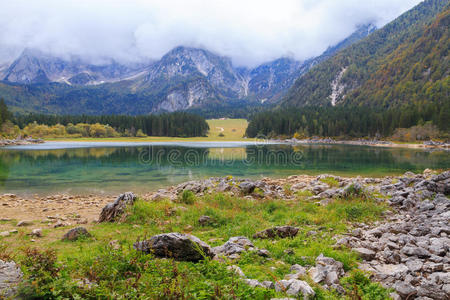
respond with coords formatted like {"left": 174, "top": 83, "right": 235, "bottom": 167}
{"left": 0, "top": 0, "right": 422, "bottom": 66}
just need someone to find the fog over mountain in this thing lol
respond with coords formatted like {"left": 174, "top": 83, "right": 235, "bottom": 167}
{"left": 0, "top": 0, "right": 421, "bottom": 67}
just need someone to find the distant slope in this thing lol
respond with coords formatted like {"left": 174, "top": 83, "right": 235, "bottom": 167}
{"left": 282, "top": 0, "right": 449, "bottom": 108}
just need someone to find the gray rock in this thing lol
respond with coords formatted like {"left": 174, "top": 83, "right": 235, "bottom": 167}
{"left": 98, "top": 192, "right": 136, "bottom": 222}
{"left": 62, "top": 227, "right": 91, "bottom": 241}
{"left": 257, "top": 249, "right": 271, "bottom": 257}
{"left": 16, "top": 220, "right": 32, "bottom": 227}
{"left": 0, "top": 231, "right": 10, "bottom": 237}
{"left": 244, "top": 279, "right": 264, "bottom": 288}
{"left": 261, "top": 281, "right": 275, "bottom": 289}
{"left": 431, "top": 171, "right": 450, "bottom": 182}
{"left": 417, "top": 283, "right": 447, "bottom": 299}
{"left": 325, "top": 271, "right": 339, "bottom": 285}
{"left": 401, "top": 246, "right": 431, "bottom": 258}
{"left": 290, "top": 264, "right": 307, "bottom": 276}
{"left": 286, "top": 280, "right": 315, "bottom": 299}
{"left": 275, "top": 280, "right": 315, "bottom": 299}
{"left": 134, "top": 232, "right": 213, "bottom": 262}
{"left": 406, "top": 259, "right": 423, "bottom": 272}
{"left": 393, "top": 281, "right": 416, "bottom": 298}
{"left": 253, "top": 226, "right": 299, "bottom": 239}
{"left": 30, "top": 228, "right": 42, "bottom": 237}
{"left": 239, "top": 181, "right": 256, "bottom": 194}
{"left": 353, "top": 247, "right": 376, "bottom": 260}
{"left": 373, "top": 264, "right": 409, "bottom": 278}
{"left": 308, "top": 267, "right": 325, "bottom": 283}
{"left": 0, "top": 260, "right": 23, "bottom": 298}
{"left": 227, "top": 265, "right": 246, "bottom": 278}
{"left": 212, "top": 236, "right": 255, "bottom": 257}
{"left": 315, "top": 254, "right": 344, "bottom": 276}
{"left": 198, "top": 215, "right": 212, "bottom": 226}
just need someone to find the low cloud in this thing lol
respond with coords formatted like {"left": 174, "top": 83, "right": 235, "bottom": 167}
{"left": 0, "top": 0, "right": 422, "bottom": 66}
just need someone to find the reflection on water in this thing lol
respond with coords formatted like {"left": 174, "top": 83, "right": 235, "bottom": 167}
{"left": 0, "top": 144, "right": 448, "bottom": 195}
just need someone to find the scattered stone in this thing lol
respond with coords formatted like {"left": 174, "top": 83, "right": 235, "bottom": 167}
{"left": 0, "top": 231, "right": 10, "bottom": 237}
{"left": 290, "top": 264, "right": 307, "bottom": 276}
{"left": 98, "top": 192, "right": 136, "bottom": 222}
{"left": 257, "top": 249, "right": 271, "bottom": 257}
{"left": 16, "top": 220, "right": 32, "bottom": 227}
{"left": 244, "top": 279, "right": 265, "bottom": 288}
{"left": 212, "top": 236, "right": 255, "bottom": 257}
{"left": 198, "top": 215, "right": 212, "bottom": 226}
{"left": 253, "top": 226, "right": 299, "bottom": 239}
{"left": 227, "top": 265, "right": 246, "bottom": 278}
{"left": 30, "top": 228, "right": 42, "bottom": 237}
{"left": 53, "top": 220, "right": 68, "bottom": 228}
{"left": 134, "top": 233, "right": 213, "bottom": 262}
{"left": 62, "top": 227, "right": 91, "bottom": 241}
{"left": 275, "top": 280, "right": 315, "bottom": 299}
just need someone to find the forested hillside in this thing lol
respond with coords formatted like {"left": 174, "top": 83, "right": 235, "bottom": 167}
{"left": 282, "top": 0, "right": 449, "bottom": 109}
{"left": 246, "top": 102, "right": 448, "bottom": 139}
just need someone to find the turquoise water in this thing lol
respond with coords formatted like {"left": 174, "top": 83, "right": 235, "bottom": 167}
{"left": 0, "top": 142, "right": 449, "bottom": 195}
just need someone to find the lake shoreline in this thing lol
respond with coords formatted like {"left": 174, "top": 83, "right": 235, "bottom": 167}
{"left": 2, "top": 138, "right": 450, "bottom": 150}
{"left": 1, "top": 170, "right": 449, "bottom": 298}
{"left": 281, "top": 138, "right": 450, "bottom": 150}
{"left": 0, "top": 137, "right": 44, "bottom": 147}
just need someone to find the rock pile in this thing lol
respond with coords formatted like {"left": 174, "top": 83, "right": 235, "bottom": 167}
{"left": 0, "top": 137, "right": 43, "bottom": 147}
{"left": 0, "top": 260, "right": 23, "bottom": 298}
{"left": 336, "top": 170, "right": 450, "bottom": 299}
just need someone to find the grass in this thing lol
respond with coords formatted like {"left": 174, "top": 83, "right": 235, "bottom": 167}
{"left": 319, "top": 177, "right": 340, "bottom": 188}
{"left": 0, "top": 190, "right": 391, "bottom": 299}
{"left": 46, "top": 119, "right": 249, "bottom": 142}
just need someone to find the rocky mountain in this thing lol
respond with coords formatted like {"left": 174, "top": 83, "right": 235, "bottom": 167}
{"left": 0, "top": 24, "right": 374, "bottom": 115}
{"left": 281, "top": 0, "right": 449, "bottom": 109}
{"left": 136, "top": 46, "right": 247, "bottom": 111}
{"left": 246, "top": 23, "right": 376, "bottom": 103}
{"left": 2, "top": 48, "right": 150, "bottom": 85}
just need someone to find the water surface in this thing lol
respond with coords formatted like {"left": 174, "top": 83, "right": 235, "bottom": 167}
{"left": 0, "top": 142, "right": 448, "bottom": 195}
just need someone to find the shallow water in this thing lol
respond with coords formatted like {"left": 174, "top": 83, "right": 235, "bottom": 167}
{"left": 0, "top": 142, "right": 449, "bottom": 195}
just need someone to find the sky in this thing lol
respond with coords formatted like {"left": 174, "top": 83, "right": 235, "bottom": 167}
{"left": 0, "top": 0, "right": 422, "bottom": 67}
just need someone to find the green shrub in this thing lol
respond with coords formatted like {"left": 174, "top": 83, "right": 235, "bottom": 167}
{"left": 341, "top": 269, "right": 391, "bottom": 300}
{"left": 319, "top": 177, "right": 340, "bottom": 188}
{"left": 179, "top": 190, "right": 196, "bottom": 205}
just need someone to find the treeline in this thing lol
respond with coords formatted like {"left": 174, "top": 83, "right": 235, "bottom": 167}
{"left": 246, "top": 102, "right": 449, "bottom": 139}
{"left": 14, "top": 112, "right": 209, "bottom": 137}
{"left": 0, "top": 99, "right": 11, "bottom": 127}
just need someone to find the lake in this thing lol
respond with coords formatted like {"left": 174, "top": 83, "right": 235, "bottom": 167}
{"left": 0, "top": 142, "right": 449, "bottom": 195}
